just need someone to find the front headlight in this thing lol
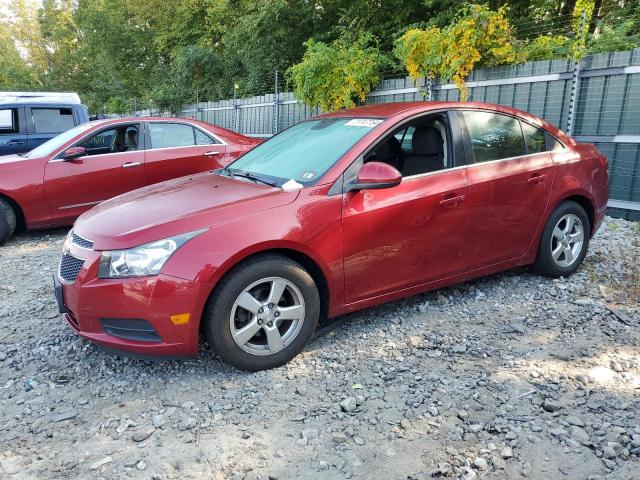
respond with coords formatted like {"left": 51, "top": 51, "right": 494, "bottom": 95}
{"left": 98, "top": 230, "right": 206, "bottom": 279}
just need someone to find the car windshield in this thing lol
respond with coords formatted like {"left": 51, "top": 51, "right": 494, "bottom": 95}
{"left": 24, "top": 123, "right": 94, "bottom": 158}
{"left": 226, "top": 117, "right": 384, "bottom": 186}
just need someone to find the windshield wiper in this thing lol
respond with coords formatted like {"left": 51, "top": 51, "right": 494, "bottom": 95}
{"left": 17, "top": 153, "right": 26, "bottom": 157}
{"left": 228, "top": 169, "right": 278, "bottom": 187}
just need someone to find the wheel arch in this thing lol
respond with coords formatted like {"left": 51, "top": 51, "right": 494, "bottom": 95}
{"left": 199, "top": 245, "right": 332, "bottom": 332}
{"left": 550, "top": 192, "right": 596, "bottom": 236}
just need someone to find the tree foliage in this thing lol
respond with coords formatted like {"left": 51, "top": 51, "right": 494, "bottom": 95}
{"left": 588, "top": 20, "right": 640, "bottom": 54}
{"left": 1, "top": 0, "right": 639, "bottom": 112}
{"left": 0, "top": 22, "right": 40, "bottom": 89}
{"left": 394, "top": 5, "right": 516, "bottom": 100}
{"left": 288, "top": 33, "right": 388, "bottom": 111}
{"left": 523, "top": 35, "right": 570, "bottom": 61}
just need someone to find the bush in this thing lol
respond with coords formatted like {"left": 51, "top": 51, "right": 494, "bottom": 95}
{"left": 524, "top": 35, "right": 571, "bottom": 62}
{"left": 287, "top": 32, "right": 388, "bottom": 112}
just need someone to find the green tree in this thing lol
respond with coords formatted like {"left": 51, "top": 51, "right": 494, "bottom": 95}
{"left": 0, "top": 30, "right": 39, "bottom": 89}
{"left": 73, "top": 0, "right": 161, "bottom": 111}
{"left": 221, "top": 0, "right": 322, "bottom": 96}
{"left": 1, "top": 0, "right": 638, "bottom": 113}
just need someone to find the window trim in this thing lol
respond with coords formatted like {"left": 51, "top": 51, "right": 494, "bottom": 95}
{"left": 145, "top": 121, "right": 225, "bottom": 151}
{"left": 30, "top": 107, "right": 77, "bottom": 134}
{"left": 50, "top": 122, "right": 144, "bottom": 161}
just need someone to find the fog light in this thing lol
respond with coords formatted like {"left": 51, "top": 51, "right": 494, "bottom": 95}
{"left": 170, "top": 313, "right": 190, "bottom": 325}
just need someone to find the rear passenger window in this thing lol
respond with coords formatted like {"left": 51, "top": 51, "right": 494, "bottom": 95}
{"left": 521, "top": 122, "right": 546, "bottom": 154}
{"left": 462, "top": 111, "right": 526, "bottom": 163}
{"left": 32, "top": 108, "right": 75, "bottom": 133}
{"left": 149, "top": 123, "right": 196, "bottom": 148}
{"left": 0, "top": 108, "right": 19, "bottom": 134}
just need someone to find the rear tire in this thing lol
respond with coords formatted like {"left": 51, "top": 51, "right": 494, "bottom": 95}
{"left": 0, "top": 199, "right": 17, "bottom": 245}
{"left": 203, "top": 254, "right": 320, "bottom": 371}
{"left": 534, "top": 200, "right": 590, "bottom": 278}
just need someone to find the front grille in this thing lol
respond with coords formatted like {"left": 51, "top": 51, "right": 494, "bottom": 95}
{"left": 59, "top": 254, "right": 84, "bottom": 283}
{"left": 71, "top": 232, "right": 93, "bottom": 249}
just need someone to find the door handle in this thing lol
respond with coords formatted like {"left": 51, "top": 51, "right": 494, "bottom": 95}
{"left": 6, "top": 140, "right": 26, "bottom": 145}
{"left": 439, "top": 194, "right": 465, "bottom": 207}
{"left": 527, "top": 174, "right": 546, "bottom": 184}
{"left": 121, "top": 161, "right": 141, "bottom": 168}
{"left": 204, "top": 151, "right": 221, "bottom": 156}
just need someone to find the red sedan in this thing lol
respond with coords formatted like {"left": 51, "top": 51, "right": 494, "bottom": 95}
{"left": 55, "top": 102, "right": 609, "bottom": 371}
{"left": 0, "top": 117, "right": 259, "bottom": 243}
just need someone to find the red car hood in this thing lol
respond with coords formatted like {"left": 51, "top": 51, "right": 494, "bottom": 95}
{"left": 74, "top": 172, "right": 298, "bottom": 250}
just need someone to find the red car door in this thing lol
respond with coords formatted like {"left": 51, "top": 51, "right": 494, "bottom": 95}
{"left": 460, "top": 110, "right": 555, "bottom": 268}
{"left": 341, "top": 112, "right": 470, "bottom": 304}
{"left": 143, "top": 121, "right": 228, "bottom": 185}
{"left": 43, "top": 123, "right": 146, "bottom": 223}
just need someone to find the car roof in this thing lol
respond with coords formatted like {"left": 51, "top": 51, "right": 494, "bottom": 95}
{"left": 317, "top": 101, "right": 534, "bottom": 119}
{"left": 0, "top": 92, "right": 82, "bottom": 105}
{"left": 317, "top": 101, "right": 571, "bottom": 142}
{"left": 0, "top": 102, "right": 82, "bottom": 108}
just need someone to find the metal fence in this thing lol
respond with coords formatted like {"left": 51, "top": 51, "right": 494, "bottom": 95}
{"left": 138, "top": 48, "right": 640, "bottom": 220}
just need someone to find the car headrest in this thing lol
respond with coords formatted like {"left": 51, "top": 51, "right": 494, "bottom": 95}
{"left": 412, "top": 126, "right": 443, "bottom": 156}
{"left": 373, "top": 136, "right": 402, "bottom": 161}
{"left": 114, "top": 130, "right": 126, "bottom": 147}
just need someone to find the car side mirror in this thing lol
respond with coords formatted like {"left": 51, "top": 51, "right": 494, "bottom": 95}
{"left": 62, "top": 146, "right": 86, "bottom": 160}
{"left": 351, "top": 161, "right": 402, "bottom": 191}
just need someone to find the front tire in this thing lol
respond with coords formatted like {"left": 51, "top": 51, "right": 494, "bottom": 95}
{"left": 203, "top": 254, "right": 320, "bottom": 371}
{"left": 0, "top": 199, "right": 17, "bottom": 245}
{"left": 534, "top": 200, "right": 590, "bottom": 278}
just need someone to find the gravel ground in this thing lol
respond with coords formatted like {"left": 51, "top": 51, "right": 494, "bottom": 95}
{"left": 0, "top": 217, "right": 639, "bottom": 480}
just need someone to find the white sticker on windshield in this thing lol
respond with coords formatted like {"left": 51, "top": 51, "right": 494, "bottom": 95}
{"left": 282, "top": 179, "right": 303, "bottom": 191}
{"left": 345, "top": 119, "right": 383, "bottom": 128}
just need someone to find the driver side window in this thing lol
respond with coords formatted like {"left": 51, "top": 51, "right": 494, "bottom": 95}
{"left": 364, "top": 114, "right": 452, "bottom": 178}
{"left": 78, "top": 125, "right": 139, "bottom": 156}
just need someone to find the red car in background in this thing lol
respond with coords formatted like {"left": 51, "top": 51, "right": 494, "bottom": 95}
{"left": 55, "top": 102, "right": 609, "bottom": 371}
{"left": 0, "top": 117, "right": 259, "bottom": 243}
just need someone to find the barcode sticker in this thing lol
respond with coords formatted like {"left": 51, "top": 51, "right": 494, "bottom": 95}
{"left": 344, "top": 119, "right": 383, "bottom": 128}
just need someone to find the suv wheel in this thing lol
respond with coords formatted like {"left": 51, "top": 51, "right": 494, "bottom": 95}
{"left": 203, "top": 254, "right": 320, "bottom": 371}
{"left": 534, "top": 200, "right": 590, "bottom": 278}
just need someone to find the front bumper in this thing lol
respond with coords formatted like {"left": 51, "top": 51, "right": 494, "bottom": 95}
{"left": 55, "top": 246, "right": 211, "bottom": 358}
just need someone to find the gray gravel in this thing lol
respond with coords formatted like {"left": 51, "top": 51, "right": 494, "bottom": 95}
{"left": 0, "top": 218, "right": 639, "bottom": 480}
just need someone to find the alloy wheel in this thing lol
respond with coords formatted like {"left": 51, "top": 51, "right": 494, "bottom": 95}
{"left": 550, "top": 213, "right": 584, "bottom": 268}
{"left": 229, "top": 277, "right": 305, "bottom": 356}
